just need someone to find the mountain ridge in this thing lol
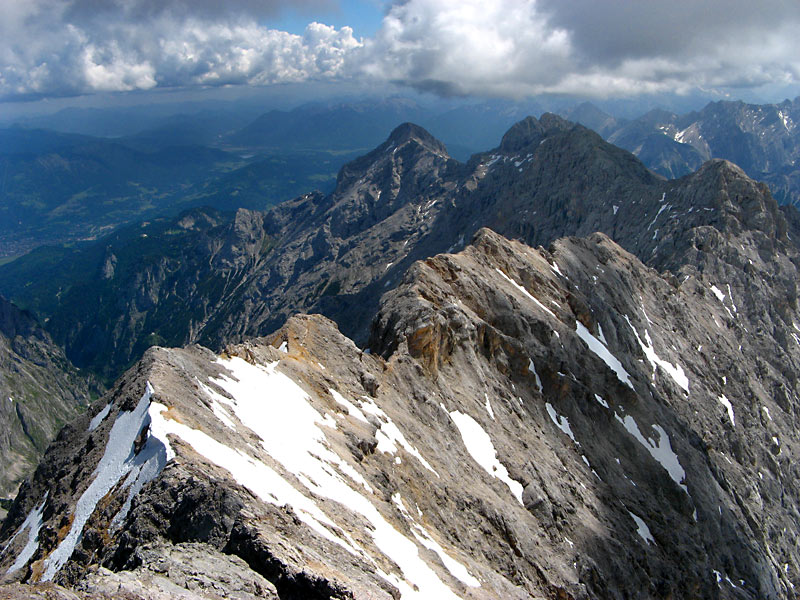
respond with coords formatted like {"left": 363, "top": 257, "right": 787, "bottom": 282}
{"left": 569, "top": 97, "right": 800, "bottom": 205}
{"left": 3, "top": 214, "right": 800, "bottom": 596}
{"left": 2, "top": 115, "right": 797, "bottom": 384}
{"left": 3, "top": 111, "right": 800, "bottom": 597}
{"left": 0, "top": 115, "right": 798, "bottom": 534}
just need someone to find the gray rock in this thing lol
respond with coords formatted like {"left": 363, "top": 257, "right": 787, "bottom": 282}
{"left": 4, "top": 208, "right": 800, "bottom": 597}
{"left": 3, "top": 116, "right": 800, "bottom": 599}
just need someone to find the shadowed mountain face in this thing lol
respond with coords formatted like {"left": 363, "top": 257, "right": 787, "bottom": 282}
{"left": 0, "top": 296, "right": 92, "bottom": 499}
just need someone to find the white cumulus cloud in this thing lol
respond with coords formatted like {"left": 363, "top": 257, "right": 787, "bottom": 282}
{"left": 0, "top": 0, "right": 360, "bottom": 100}
{"left": 2, "top": 0, "right": 800, "bottom": 101}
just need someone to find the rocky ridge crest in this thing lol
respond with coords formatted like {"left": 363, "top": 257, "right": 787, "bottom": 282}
{"left": 597, "top": 97, "right": 800, "bottom": 205}
{"left": 3, "top": 206, "right": 800, "bottom": 598}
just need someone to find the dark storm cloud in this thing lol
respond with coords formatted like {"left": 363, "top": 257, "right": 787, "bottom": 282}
{"left": 61, "top": 0, "right": 334, "bottom": 23}
{"left": 360, "top": 0, "right": 800, "bottom": 98}
{"left": 537, "top": 0, "right": 800, "bottom": 66}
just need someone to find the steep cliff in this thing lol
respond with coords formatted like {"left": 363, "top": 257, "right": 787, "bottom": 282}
{"left": 0, "top": 297, "right": 91, "bottom": 501}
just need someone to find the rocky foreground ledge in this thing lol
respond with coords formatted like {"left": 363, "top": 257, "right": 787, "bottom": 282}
{"left": 1, "top": 228, "right": 799, "bottom": 599}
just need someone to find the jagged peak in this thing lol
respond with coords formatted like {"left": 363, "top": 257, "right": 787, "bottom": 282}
{"left": 499, "top": 113, "right": 574, "bottom": 153}
{"left": 385, "top": 122, "right": 448, "bottom": 155}
{"left": 333, "top": 122, "right": 450, "bottom": 197}
{"left": 680, "top": 158, "right": 789, "bottom": 241}
{"left": 694, "top": 158, "right": 748, "bottom": 179}
{"left": 687, "top": 158, "right": 764, "bottom": 196}
{"left": 637, "top": 107, "right": 679, "bottom": 125}
{"left": 569, "top": 101, "right": 607, "bottom": 116}
{"left": 469, "top": 226, "right": 510, "bottom": 251}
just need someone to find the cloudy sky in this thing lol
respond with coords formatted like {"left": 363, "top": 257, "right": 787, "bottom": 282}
{"left": 2, "top": 0, "right": 800, "bottom": 105}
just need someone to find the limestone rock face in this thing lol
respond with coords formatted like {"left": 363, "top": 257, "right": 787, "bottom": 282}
{"left": 3, "top": 215, "right": 800, "bottom": 598}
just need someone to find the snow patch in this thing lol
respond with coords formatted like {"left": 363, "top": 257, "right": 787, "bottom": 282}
{"left": 575, "top": 322, "right": 634, "bottom": 389}
{"left": 625, "top": 316, "right": 689, "bottom": 394}
{"left": 88, "top": 403, "right": 112, "bottom": 432}
{"left": 495, "top": 268, "right": 557, "bottom": 319}
{"left": 550, "top": 262, "right": 565, "bottom": 277}
{"left": 529, "top": 358, "right": 543, "bottom": 393}
{"left": 330, "top": 389, "right": 369, "bottom": 424}
{"left": 597, "top": 324, "right": 608, "bottom": 346}
{"left": 710, "top": 285, "right": 735, "bottom": 319}
{"left": 43, "top": 382, "right": 171, "bottom": 581}
{"left": 674, "top": 128, "right": 690, "bottom": 143}
{"left": 726, "top": 284, "right": 737, "bottom": 314}
{"left": 357, "top": 395, "right": 439, "bottom": 477}
{"left": 449, "top": 411, "right": 523, "bottom": 504}
{"left": 197, "top": 380, "right": 237, "bottom": 430}
{"left": 628, "top": 510, "right": 655, "bottom": 545}
{"left": 5, "top": 493, "right": 48, "bottom": 575}
{"left": 393, "top": 494, "right": 480, "bottom": 588}
{"left": 210, "top": 401, "right": 236, "bottom": 430}
{"left": 109, "top": 398, "right": 177, "bottom": 531}
{"left": 718, "top": 395, "right": 735, "bottom": 426}
{"left": 615, "top": 413, "right": 687, "bottom": 493}
{"left": 484, "top": 393, "right": 495, "bottom": 420}
{"left": 206, "top": 358, "right": 466, "bottom": 597}
{"left": 647, "top": 203, "right": 670, "bottom": 230}
{"left": 147, "top": 402, "right": 374, "bottom": 559}
{"left": 545, "top": 403, "right": 577, "bottom": 443}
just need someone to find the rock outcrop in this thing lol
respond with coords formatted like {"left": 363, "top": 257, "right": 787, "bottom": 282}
{"left": 3, "top": 207, "right": 800, "bottom": 598}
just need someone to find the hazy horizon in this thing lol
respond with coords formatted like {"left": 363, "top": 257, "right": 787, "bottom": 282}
{"left": 3, "top": 0, "right": 800, "bottom": 124}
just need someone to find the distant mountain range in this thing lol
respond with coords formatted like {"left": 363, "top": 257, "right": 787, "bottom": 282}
{"left": 2, "top": 114, "right": 800, "bottom": 597}
{"left": 6, "top": 95, "right": 800, "bottom": 260}
{"left": 225, "top": 97, "right": 543, "bottom": 161}
{"left": 563, "top": 97, "right": 800, "bottom": 205}
{"left": 2, "top": 113, "right": 797, "bottom": 387}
